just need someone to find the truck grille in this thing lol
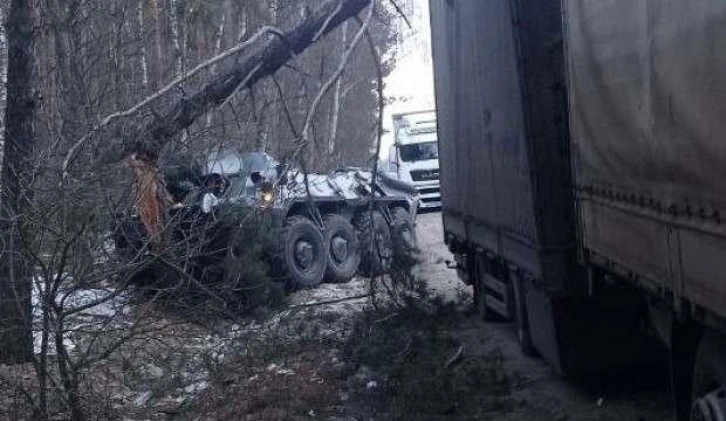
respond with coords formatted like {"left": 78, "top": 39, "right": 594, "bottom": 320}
{"left": 419, "top": 187, "right": 440, "bottom": 196}
{"left": 410, "top": 169, "right": 439, "bottom": 182}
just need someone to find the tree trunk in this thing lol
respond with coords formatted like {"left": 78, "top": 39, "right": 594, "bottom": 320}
{"left": 206, "top": 7, "right": 226, "bottom": 128}
{"left": 168, "top": 0, "right": 182, "bottom": 77}
{"left": 148, "top": 0, "right": 165, "bottom": 90}
{"left": 0, "top": 0, "right": 36, "bottom": 364}
{"left": 327, "top": 21, "right": 347, "bottom": 158}
{"left": 0, "top": 3, "right": 8, "bottom": 173}
{"left": 138, "top": 0, "right": 149, "bottom": 90}
{"left": 83, "top": 0, "right": 372, "bottom": 165}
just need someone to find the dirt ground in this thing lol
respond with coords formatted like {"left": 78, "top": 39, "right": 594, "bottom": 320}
{"left": 1, "top": 212, "right": 678, "bottom": 421}
{"left": 409, "top": 211, "right": 676, "bottom": 421}
{"left": 195, "top": 211, "right": 677, "bottom": 421}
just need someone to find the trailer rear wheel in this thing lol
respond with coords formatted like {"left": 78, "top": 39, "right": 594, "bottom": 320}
{"left": 355, "top": 210, "right": 393, "bottom": 277}
{"left": 511, "top": 272, "right": 537, "bottom": 357}
{"left": 390, "top": 207, "right": 418, "bottom": 267}
{"left": 278, "top": 215, "right": 327, "bottom": 289}
{"left": 691, "top": 331, "right": 726, "bottom": 421}
{"left": 323, "top": 214, "right": 360, "bottom": 283}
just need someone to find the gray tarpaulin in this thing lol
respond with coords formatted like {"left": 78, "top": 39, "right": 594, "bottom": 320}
{"left": 431, "top": 0, "right": 573, "bottom": 287}
{"left": 566, "top": 0, "right": 726, "bottom": 217}
{"left": 565, "top": 0, "right": 726, "bottom": 315}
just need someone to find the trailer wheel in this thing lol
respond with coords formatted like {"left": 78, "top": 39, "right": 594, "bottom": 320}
{"left": 691, "top": 331, "right": 726, "bottom": 421}
{"left": 278, "top": 215, "right": 327, "bottom": 289}
{"left": 323, "top": 214, "right": 360, "bottom": 283}
{"left": 511, "top": 272, "right": 537, "bottom": 357}
{"left": 355, "top": 210, "right": 393, "bottom": 277}
{"left": 471, "top": 255, "right": 501, "bottom": 321}
{"left": 390, "top": 207, "right": 418, "bottom": 267}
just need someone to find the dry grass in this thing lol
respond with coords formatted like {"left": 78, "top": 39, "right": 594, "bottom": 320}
{"left": 196, "top": 347, "right": 342, "bottom": 420}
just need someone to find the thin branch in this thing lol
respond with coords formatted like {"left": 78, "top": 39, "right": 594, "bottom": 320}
{"left": 218, "top": 61, "right": 264, "bottom": 110}
{"left": 313, "top": 0, "right": 344, "bottom": 42}
{"left": 287, "top": 294, "right": 368, "bottom": 309}
{"left": 272, "top": 75, "right": 300, "bottom": 139}
{"left": 357, "top": 9, "right": 386, "bottom": 306}
{"left": 388, "top": 0, "right": 412, "bottom": 29}
{"left": 300, "top": 1, "right": 374, "bottom": 146}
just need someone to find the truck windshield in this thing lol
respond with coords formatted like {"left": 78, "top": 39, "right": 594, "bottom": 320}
{"left": 399, "top": 142, "right": 438, "bottom": 162}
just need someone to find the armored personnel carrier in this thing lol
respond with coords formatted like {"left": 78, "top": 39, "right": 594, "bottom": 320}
{"left": 115, "top": 151, "right": 420, "bottom": 289}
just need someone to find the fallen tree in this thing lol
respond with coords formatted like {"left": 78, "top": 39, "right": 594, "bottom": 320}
{"left": 63, "top": 0, "right": 374, "bottom": 174}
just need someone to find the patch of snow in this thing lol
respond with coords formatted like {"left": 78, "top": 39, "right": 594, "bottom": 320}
{"left": 31, "top": 276, "right": 132, "bottom": 355}
{"left": 134, "top": 391, "right": 152, "bottom": 407}
{"left": 144, "top": 364, "right": 164, "bottom": 380}
{"left": 183, "top": 381, "right": 208, "bottom": 395}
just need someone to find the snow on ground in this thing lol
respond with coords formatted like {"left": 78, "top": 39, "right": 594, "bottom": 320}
{"left": 31, "top": 276, "right": 131, "bottom": 355}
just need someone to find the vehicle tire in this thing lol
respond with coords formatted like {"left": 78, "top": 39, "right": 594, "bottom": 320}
{"left": 277, "top": 215, "right": 327, "bottom": 289}
{"left": 390, "top": 207, "right": 418, "bottom": 267}
{"left": 354, "top": 210, "right": 393, "bottom": 277}
{"left": 323, "top": 214, "right": 360, "bottom": 283}
{"left": 471, "top": 254, "right": 501, "bottom": 322}
{"left": 691, "top": 330, "right": 726, "bottom": 421}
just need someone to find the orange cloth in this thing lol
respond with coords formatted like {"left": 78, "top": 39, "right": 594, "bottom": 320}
{"left": 126, "top": 153, "right": 174, "bottom": 251}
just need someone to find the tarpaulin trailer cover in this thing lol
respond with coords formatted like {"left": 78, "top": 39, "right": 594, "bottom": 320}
{"left": 430, "top": 0, "right": 574, "bottom": 290}
{"left": 564, "top": 0, "right": 726, "bottom": 317}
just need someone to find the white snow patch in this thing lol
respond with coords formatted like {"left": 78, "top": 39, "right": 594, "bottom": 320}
{"left": 31, "top": 276, "right": 132, "bottom": 355}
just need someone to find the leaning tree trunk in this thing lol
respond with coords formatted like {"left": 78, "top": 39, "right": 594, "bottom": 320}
{"left": 0, "top": 0, "right": 36, "bottom": 364}
{"left": 111, "top": 0, "right": 372, "bottom": 161}
{"left": 60, "top": 0, "right": 373, "bottom": 174}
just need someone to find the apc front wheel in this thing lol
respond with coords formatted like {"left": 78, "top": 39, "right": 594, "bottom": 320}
{"left": 278, "top": 216, "right": 327, "bottom": 289}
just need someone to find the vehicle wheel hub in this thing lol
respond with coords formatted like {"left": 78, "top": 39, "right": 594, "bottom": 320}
{"left": 294, "top": 240, "right": 315, "bottom": 271}
{"left": 331, "top": 235, "right": 349, "bottom": 263}
{"left": 692, "top": 388, "right": 726, "bottom": 421}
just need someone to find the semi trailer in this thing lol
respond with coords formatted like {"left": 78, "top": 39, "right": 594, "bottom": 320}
{"left": 430, "top": 1, "right": 726, "bottom": 420}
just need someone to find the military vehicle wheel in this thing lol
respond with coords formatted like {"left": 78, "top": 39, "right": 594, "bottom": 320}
{"left": 390, "top": 207, "right": 417, "bottom": 266}
{"left": 355, "top": 210, "right": 393, "bottom": 277}
{"left": 691, "top": 331, "right": 726, "bottom": 421}
{"left": 323, "top": 214, "right": 360, "bottom": 282}
{"left": 278, "top": 215, "right": 327, "bottom": 288}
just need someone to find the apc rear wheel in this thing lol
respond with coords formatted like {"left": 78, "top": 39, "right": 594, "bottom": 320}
{"left": 323, "top": 214, "right": 360, "bottom": 283}
{"left": 355, "top": 210, "right": 393, "bottom": 277}
{"left": 390, "top": 207, "right": 418, "bottom": 267}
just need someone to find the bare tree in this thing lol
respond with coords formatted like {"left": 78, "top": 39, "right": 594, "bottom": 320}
{"left": 0, "top": 0, "right": 7, "bottom": 172}
{"left": 0, "top": 0, "right": 406, "bottom": 418}
{"left": 0, "top": 0, "right": 36, "bottom": 364}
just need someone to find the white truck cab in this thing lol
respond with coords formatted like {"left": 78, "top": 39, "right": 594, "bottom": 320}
{"left": 389, "top": 110, "right": 441, "bottom": 209}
